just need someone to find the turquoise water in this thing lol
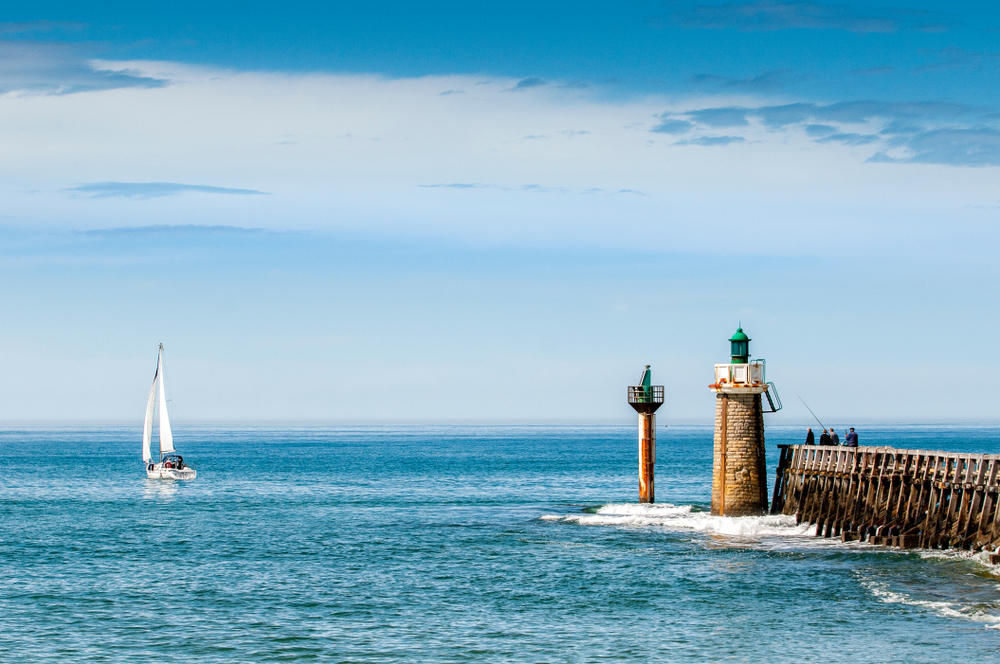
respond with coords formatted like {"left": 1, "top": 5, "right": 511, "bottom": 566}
{"left": 2, "top": 424, "right": 1000, "bottom": 663}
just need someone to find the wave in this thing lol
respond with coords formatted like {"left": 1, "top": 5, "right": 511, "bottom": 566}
{"left": 859, "top": 576, "right": 1000, "bottom": 629}
{"left": 543, "top": 501, "right": 1000, "bottom": 629}
{"left": 541, "top": 502, "right": 816, "bottom": 540}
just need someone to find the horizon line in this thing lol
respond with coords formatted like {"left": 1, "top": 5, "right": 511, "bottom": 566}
{"left": 2, "top": 418, "right": 1000, "bottom": 428}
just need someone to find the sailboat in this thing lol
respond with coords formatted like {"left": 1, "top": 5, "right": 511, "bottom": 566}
{"left": 143, "top": 343, "right": 196, "bottom": 480}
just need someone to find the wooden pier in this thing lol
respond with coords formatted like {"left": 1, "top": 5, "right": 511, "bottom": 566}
{"left": 771, "top": 445, "right": 1000, "bottom": 560}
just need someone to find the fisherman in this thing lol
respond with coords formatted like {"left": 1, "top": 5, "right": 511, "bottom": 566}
{"left": 805, "top": 428, "right": 815, "bottom": 445}
{"left": 844, "top": 427, "right": 859, "bottom": 447}
{"left": 830, "top": 428, "right": 840, "bottom": 446}
{"left": 819, "top": 429, "right": 831, "bottom": 446}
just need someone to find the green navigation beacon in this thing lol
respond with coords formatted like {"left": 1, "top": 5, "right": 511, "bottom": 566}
{"left": 630, "top": 365, "right": 661, "bottom": 409}
{"left": 729, "top": 326, "right": 750, "bottom": 364}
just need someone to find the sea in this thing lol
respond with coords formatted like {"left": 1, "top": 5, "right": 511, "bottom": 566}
{"left": 2, "top": 424, "right": 1000, "bottom": 663}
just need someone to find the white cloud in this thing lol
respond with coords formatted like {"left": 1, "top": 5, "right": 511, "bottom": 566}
{"left": 0, "top": 60, "right": 997, "bottom": 256}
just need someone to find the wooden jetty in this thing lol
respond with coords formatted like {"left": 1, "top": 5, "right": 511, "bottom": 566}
{"left": 772, "top": 444, "right": 1000, "bottom": 561}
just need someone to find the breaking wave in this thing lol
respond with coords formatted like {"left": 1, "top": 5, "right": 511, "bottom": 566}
{"left": 541, "top": 502, "right": 815, "bottom": 540}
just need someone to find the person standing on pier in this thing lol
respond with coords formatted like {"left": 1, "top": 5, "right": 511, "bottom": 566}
{"left": 844, "top": 428, "right": 858, "bottom": 447}
{"left": 805, "top": 428, "right": 815, "bottom": 445}
{"left": 830, "top": 428, "right": 840, "bottom": 446}
{"left": 819, "top": 429, "right": 831, "bottom": 446}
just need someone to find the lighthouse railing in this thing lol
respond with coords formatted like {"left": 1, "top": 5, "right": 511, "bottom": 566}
{"left": 713, "top": 360, "right": 766, "bottom": 386}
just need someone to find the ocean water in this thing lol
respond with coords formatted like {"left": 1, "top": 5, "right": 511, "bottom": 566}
{"left": 2, "top": 424, "right": 1000, "bottom": 663}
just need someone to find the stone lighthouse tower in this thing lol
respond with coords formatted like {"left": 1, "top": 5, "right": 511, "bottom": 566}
{"left": 628, "top": 365, "right": 664, "bottom": 503}
{"left": 708, "top": 326, "right": 779, "bottom": 516}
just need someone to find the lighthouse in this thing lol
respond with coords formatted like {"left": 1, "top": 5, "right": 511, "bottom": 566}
{"left": 708, "top": 326, "right": 781, "bottom": 516}
{"left": 628, "top": 365, "right": 664, "bottom": 503}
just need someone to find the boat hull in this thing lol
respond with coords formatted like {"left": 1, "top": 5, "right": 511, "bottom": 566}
{"left": 146, "top": 464, "right": 196, "bottom": 480}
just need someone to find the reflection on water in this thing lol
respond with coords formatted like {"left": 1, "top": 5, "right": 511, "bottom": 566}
{"left": 142, "top": 479, "right": 179, "bottom": 501}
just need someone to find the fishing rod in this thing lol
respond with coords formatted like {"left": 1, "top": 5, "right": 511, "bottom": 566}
{"left": 797, "top": 394, "right": 827, "bottom": 431}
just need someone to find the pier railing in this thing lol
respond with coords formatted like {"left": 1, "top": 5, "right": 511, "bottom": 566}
{"left": 771, "top": 444, "right": 1000, "bottom": 557}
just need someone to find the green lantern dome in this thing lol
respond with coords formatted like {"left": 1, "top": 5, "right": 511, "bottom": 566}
{"left": 729, "top": 326, "right": 750, "bottom": 364}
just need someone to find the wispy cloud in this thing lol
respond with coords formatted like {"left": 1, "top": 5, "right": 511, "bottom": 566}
{"left": 676, "top": 135, "right": 746, "bottom": 146}
{"left": 0, "top": 41, "right": 167, "bottom": 94}
{"left": 690, "top": 69, "right": 804, "bottom": 92}
{"left": 688, "top": 107, "right": 750, "bottom": 128}
{"left": 669, "top": 101, "right": 984, "bottom": 130}
{"left": 816, "top": 132, "right": 879, "bottom": 145}
{"left": 655, "top": 99, "right": 1000, "bottom": 165}
{"left": 871, "top": 128, "right": 1000, "bottom": 166}
{"left": 79, "top": 224, "right": 268, "bottom": 238}
{"left": 915, "top": 47, "right": 1000, "bottom": 72}
{"left": 651, "top": 116, "right": 694, "bottom": 134}
{"left": 66, "top": 182, "right": 269, "bottom": 199}
{"left": 880, "top": 119, "right": 924, "bottom": 135}
{"left": 760, "top": 100, "right": 979, "bottom": 128}
{"left": 0, "top": 21, "right": 86, "bottom": 35}
{"left": 670, "top": 1, "right": 950, "bottom": 33}
{"left": 852, "top": 66, "right": 896, "bottom": 76}
{"left": 419, "top": 182, "right": 647, "bottom": 196}
{"left": 508, "top": 77, "right": 546, "bottom": 91}
{"left": 804, "top": 123, "right": 837, "bottom": 137}
{"left": 417, "top": 182, "right": 487, "bottom": 189}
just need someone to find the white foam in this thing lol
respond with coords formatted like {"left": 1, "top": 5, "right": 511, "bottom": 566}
{"left": 913, "top": 548, "right": 1000, "bottom": 582}
{"left": 541, "top": 502, "right": 814, "bottom": 539}
{"left": 860, "top": 576, "right": 1000, "bottom": 629}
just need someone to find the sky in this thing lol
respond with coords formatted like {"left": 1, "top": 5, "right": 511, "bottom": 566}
{"left": 1, "top": 1, "right": 999, "bottom": 423}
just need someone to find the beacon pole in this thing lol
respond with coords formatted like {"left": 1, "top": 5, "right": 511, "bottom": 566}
{"left": 627, "top": 365, "right": 665, "bottom": 504}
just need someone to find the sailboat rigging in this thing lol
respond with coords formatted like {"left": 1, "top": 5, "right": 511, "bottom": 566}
{"left": 143, "top": 343, "right": 196, "bottom": 480}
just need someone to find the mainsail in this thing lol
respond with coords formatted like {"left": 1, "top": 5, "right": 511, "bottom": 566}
{"left": 141, "top": 367, "right": 157, "bottom": 464}
{"left": 156, "top": 346, "right": 175, "bottom": 455}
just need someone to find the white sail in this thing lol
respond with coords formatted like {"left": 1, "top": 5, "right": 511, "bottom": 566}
{"left": 142, "top": 366, "right": 157, "bottom": 464}
{"left": 157, "top": 346, "right": 175, "bottom": 455}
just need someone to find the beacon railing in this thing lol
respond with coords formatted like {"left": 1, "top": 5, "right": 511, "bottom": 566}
{"left": 627, "top": 385, "right": 665, "bottom": 405}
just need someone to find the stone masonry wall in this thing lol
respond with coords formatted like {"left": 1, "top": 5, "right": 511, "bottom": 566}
{"left": 711, "top": 391, "right": 767, "bottom": 516}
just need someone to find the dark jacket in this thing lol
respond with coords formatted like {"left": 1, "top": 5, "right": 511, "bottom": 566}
{"left": 831, "top": 432, "right": 840, "bottom": 446}
{"left": 845, "top": 431, "right": 859, "bottom": 447}
{"left": 819, "top": 432, "right": 831, "bottom": 446}
{"left": 805, "top": 430, "right": 815, "bottom": 445}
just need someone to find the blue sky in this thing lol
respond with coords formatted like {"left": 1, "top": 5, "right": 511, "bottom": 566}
{"left": 1, "top": 2, "right": 999, "bottom": 422}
